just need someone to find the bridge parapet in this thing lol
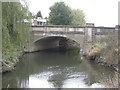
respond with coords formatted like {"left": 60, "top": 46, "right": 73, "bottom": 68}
{"left": 30, "top": 26, "right": 85, "bottom": 34}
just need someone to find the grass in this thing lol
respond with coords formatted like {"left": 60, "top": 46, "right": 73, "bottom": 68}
{"left": 100, "top": 72, "right": 118, "bottom": 88}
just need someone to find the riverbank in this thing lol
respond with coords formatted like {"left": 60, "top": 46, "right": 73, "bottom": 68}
{"left": 2, "top": 2, "right": 31, "bottom": 73}
{"left": 1, "top": 50, "right": 24, "bottom": 73}
{"left": 83, "top": 42, "right": 118, "bottom": 72}
{"left": 82, "top": 42, "right": 119, "bottom": 88}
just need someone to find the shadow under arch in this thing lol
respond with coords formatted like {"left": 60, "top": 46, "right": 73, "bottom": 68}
{"left": 33, "top": 36, "right": 80, "bottom": 52}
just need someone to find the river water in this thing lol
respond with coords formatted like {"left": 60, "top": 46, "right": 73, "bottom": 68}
{"left": 2, "top": 50, "right": 116, "bottom": 88}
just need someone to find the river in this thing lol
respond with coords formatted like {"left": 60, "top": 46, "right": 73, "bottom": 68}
{"left": 2, "top": 50, "right": 116, "bottom": 88}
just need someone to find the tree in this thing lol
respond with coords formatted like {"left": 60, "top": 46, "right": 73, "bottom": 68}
{"left": 71, "top": 9, "right": 86, "bottom": 26}
{"left": 36, "top": 11, "right": 42, "bottom": 18}
{"left": 2, "top": 1, "right": 31, "bottom": 60}
{"left": 48, "top": 2, "right": 73, "bottom": 25}
{"left": 44, "top": 17, "right": 48, "bottom": 19}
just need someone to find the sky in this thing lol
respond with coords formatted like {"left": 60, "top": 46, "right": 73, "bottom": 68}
{"left": 27, "top": 0, "right": 119, "bottom": 27}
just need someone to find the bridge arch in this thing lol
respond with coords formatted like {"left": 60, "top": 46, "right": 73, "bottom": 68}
{"left": 24, "top": 36, "right": 80, "bottom": 52}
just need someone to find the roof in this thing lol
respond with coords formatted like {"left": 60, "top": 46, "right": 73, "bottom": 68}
{"left": 33, "top": 17, "right": 46, "bottom": 22}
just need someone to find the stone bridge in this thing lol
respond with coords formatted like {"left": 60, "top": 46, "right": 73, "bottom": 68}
{"left": 24, "top": 24, "right": 118, "bottom": 53}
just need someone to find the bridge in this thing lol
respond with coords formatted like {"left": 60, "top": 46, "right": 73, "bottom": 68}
{"left": 24, "top": 24, "right": 118, "bottom": 53}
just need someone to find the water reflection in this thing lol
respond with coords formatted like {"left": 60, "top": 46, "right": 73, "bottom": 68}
{"left": 2, "top": 51, "right": 115, "bottom": 88}
{"left": 29, "top": 72, "right": 54, "bottom": 88}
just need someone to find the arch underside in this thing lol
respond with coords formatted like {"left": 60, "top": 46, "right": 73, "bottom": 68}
{"left": 25, "top": 36, "right": 80, "bottom": 52}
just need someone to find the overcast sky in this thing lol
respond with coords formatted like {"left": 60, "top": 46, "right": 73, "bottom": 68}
{"left": 28, "top": 0, "right": 119, "bottom": 27}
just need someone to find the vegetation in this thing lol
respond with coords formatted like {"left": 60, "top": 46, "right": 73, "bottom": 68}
{"left": 2, "top": 1, "right": 32, "bottom": 72}
{"left": 96, "top": 32, "right": 118, "bottom": 66}
{"left": 48, "top": 2, "right": 86, "bottom": 25}
{"left": 87, "top": 31, "right": 118, "bottom": 71}
{"left": 48, "top": 2, "right": 73, "bottom": 25}
{"left": 100, "top": 72, "right": 118, "bottom": 88}
{"left": 35, "top": 11, "right": 42, "bottom": 18}
{"left": 71, "top": 9, "right": 86, "bottom": 26}
{"left": 85, "top": 31, "right": 118, "bottom": 87}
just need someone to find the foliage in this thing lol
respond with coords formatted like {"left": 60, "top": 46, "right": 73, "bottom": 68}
{"left": 93, "top": 32, "right": 118, "bottom": 65}
{"left": 71, "top": 9, "right": 86, "bottom": 26}
{"left": 101, "top": 33, "right": 118, "bottom": 64}
{"left": 44, "top": 17, "right": 48, "bottom": 19}
{"left": 44, "top": 17, "right": 49, "bottom": 25}
{"left": 48, "top": 2, "right": 86, "bottom": 25}
{"left": 101, "top": 72, "right": 118, "bottom": 88}
{"left": 2, "top": 1, "right": 31, "bottom": 61}
{"left": 35, "top": 11, "right": 42, "bottom": 18}
{"left": 93, "top": 42, "right": 102, "bottom": 48}
{"left": 48, "top": 2, "right": 73, "bottom": 25}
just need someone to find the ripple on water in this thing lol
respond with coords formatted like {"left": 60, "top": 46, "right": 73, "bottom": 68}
{"left": 28, "top": 72, "right": 54, "bottom": 88}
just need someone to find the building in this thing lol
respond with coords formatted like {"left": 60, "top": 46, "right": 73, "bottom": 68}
{"left": 86, "top": 23, "right": 95, "bottom": 27}
{"left": 32, "top": 17, "right": 47, "bottom": 26}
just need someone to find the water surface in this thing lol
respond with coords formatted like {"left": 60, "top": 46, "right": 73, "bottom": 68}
{"left": 2, "top": 51, "right": 115, "bottom": 88}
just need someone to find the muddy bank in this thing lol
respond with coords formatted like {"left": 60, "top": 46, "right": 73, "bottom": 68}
{"left": 83, "top": 45, "right": 118, "bottom": 72}
{"left": 1, "top": 52, "right": 24, "bottom": 74}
